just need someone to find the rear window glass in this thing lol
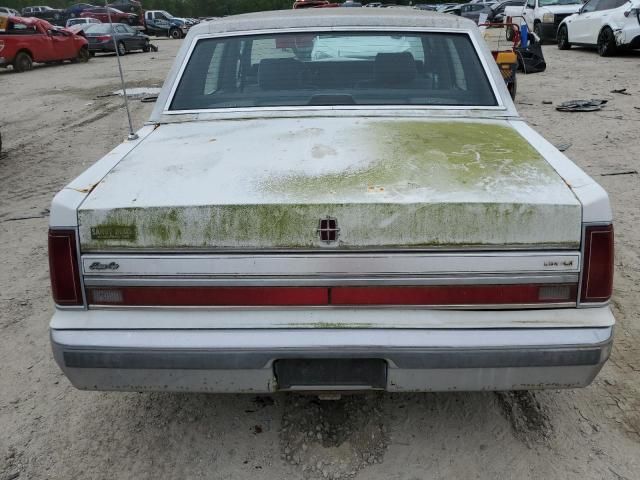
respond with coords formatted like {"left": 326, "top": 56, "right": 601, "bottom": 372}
{"left": 1, "top": 21, "right": 39, "bottom": 34}
{"left": 85, "top": 24, "right": 116, "bottom": 33}
{"left": 170, "top": 31, "right": 497, "bottom": 110}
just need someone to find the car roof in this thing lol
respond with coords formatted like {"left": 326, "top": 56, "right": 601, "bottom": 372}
{"left": 190, "top": 8, "right": 475, "bottom": 37}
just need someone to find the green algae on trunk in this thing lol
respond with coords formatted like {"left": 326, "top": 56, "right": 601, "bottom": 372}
{"left": 77, "top": 119, "right": 581, "bottom": 250}
{"left": 79, "top": 201, "right": 579, "bottom": 250}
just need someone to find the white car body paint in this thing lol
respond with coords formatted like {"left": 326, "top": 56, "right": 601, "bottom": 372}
{"left": 560, "top": 0, "right": 640, "bottom": 48}
{"left": 48, "top": 10, "right": 615, "bottom": 393}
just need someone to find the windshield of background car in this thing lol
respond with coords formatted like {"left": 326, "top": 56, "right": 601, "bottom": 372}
{"left": 170, "top": 31, "right": 498, "bottom": 110}
{"left": 538, "top": 0, "right": 581, "bottom": 5}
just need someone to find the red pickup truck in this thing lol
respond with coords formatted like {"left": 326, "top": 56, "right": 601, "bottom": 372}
{"left": 0, "top": 15, "right": 89, "bottom": 72}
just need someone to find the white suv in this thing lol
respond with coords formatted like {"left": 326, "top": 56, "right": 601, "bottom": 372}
{"left": 558, "top": 0, "right": 640, "bottom": 55}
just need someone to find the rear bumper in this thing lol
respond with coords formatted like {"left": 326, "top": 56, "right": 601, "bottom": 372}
{"left": 51, "top": 326, "right": 613, "bottom": 393}
{"left": 87, "top": 42, "right": 115, "bottom": 52}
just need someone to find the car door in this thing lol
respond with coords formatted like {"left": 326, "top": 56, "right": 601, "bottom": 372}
{"left": 523, "top": 0, "right": 536, "bottom": 29}
{"left": 153, "top": 12, "right": 171, "bottom": 35}
{"left": 126, "top": 25, "right": 145, "bottom": 49}
{"left": 114, "top": 24, "right": 130, "bottom": 49}
{"left": 585, "top": 0, "right": 626, "bottom": 43}
{"left": 460, "top": 4, "right": 472, "bottom": 19}
{"left": 48, "top": 28, "right": 76, "bottom": 60}
{"left": 570, "top": 0, "right": 601, "bottom": 43}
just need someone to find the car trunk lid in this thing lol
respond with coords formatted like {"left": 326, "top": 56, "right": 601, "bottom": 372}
{"left": 77, "top": 118, "right": 582, "bottom": 251}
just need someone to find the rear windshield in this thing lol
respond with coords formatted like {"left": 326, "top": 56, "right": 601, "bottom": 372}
{"left": 170, "top": 31, "right": 497, "bottom": 110}
{"left": 84, "top": 24, "right": 115, "bottom": 33}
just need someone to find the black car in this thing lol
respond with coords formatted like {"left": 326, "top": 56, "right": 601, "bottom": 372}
{"left": 84, "top": 23, "right": 150, "bottom": 56}
{"left": 21, "top": 5, "right": 66, "bottom": 25}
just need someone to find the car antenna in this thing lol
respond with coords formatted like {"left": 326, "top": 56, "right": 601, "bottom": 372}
{"left": 104, "top": 0, "right": 138, "bottom": 141}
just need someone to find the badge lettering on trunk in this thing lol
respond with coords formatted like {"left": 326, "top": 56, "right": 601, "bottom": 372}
{"left": 88, "top": 261, "right": 120, "bottom": 271}
{"left": 90, "top": 225, "right": 137, "bottom": 241}
{"left": 317, "top": 217, "right": 340, "bottom": 243}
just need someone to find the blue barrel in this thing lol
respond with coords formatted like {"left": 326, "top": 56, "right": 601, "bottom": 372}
{"left": 520, "top": 22, "right": 529, "bottom": 48}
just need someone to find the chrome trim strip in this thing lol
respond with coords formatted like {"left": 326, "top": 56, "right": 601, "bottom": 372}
{"left": 86, "top": 302, "right": 576, "bottom": 311}
{"left": 80, "top": 244, "right": 580, "bottom": 254}
{"left": 81, "top": 252, "right": 581, "bottom": 277}
{"left": 163, "top": 26, "right": 504, "bottom": 115}
{"left": 83, "top": 274, "right": 579, "bottom": 288}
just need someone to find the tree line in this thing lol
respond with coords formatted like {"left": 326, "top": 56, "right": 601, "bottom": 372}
{"left": 3, "top": 0, "right": 417, "bottom": 18}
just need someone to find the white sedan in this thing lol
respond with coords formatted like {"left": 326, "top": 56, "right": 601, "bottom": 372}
{"left": 558, "top": 0, "right": 640, "bottom": 55}
{"left": 49, "top": 9, "right": 615, "bottom": 394}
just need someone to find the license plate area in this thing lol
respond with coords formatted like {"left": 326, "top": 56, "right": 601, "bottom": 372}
{"left": 274, "top": 358, "right": 387, "bottom": 391}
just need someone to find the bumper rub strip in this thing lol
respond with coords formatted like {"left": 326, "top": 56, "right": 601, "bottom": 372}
{"left": 61, "top": 343, "right": 610, "bottom": 370}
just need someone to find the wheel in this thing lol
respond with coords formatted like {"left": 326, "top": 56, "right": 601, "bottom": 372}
{"left": 506, "top": 26, "right": 515, "bottom": 42}
{"left": 169, "top": 27, "right": 182, "bottom": 39}
{"left": 557, "top": 25, "right": 571, "bottom": 50}
{"left": 142, "top": 39, "right": 150, "bottom": 52}
{"left": 117, "top": 41, "right": 126, "bottom": 56}
{"left": 597, "top": 27, "right": 617, "bottom": 56}
{"left": 76, "top": 47, "right": 90, "bottom": 63}
{"left": 12, "top": 51, "right": 33, "bottom": 73}
{"left": 533, "top": 22, "right": 544, "bottom": 44}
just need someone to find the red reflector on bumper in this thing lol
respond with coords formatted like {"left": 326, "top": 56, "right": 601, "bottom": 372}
{"left": 87, "top": 284, "right": 576, "bottom": 307}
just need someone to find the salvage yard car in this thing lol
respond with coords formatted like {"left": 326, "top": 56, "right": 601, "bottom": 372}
{"left": 80, "top": 6, "right": 139, "bottom": 26}
{"left": 0, "top": 15, "right": 89, "bottom": 72}
{"left": 84, "top": 22, "right": 150, "bottom": 55}
{"left": 21, "top": 5, "right": 65, "bottom": 24}
{"left": 506, "top": 0, "right": 583, "bottom": 42}
{"left": 49, "top": 9, "right": 615, "bottom": 394}
{"left": 557, "top": 0, "right": 640, "bottom": 56}
{"left": 143, "top": 10, "right": 191, "bottom": 39}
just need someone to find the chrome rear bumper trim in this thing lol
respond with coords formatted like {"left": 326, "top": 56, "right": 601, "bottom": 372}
{"left": 81, "top": 251, "right": 581, "bottom": 277}
{"left": 83, "top": 273, "right": 579, "bottom": 288}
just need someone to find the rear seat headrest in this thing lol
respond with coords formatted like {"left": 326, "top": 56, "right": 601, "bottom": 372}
{"left": 375, "top": 52, "right": 417, "bottom": 85}
{"left": 258, "top": 58, "right": 303, "bottom": 90}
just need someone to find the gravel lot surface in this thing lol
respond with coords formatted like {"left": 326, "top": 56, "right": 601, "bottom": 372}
{"left": 1, "top": 39, "right": 639, "bottom": 480}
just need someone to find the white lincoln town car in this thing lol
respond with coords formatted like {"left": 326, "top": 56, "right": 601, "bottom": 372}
{"left": 48, "top": 9, "right": 615, "bottom": 393}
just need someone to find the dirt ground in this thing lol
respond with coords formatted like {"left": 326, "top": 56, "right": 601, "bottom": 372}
{"left": 1, "top": 38, "right": 639, "bottom": 480}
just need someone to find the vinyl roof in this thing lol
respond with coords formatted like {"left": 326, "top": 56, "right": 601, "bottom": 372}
{"left": 191, "top": 8, "right": 475, "bottom": 36}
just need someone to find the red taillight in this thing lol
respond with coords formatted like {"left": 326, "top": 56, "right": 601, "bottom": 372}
{"left": 48, "top": 229, "right": 83, "bottom": 306}
{"left": 86, "top": 284, "right": 576, "bottom": 307}
{"left": 95, "top": 35, "right": 112, "bottom": 41}
{"left": 88, "top": 286, "right": 327, "bottom": 306}
{"left": 580, "top": 224, "right": 614, "bottom": 303}
{"left": 331, "top": 284, "right": 576, "bottom": 306}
